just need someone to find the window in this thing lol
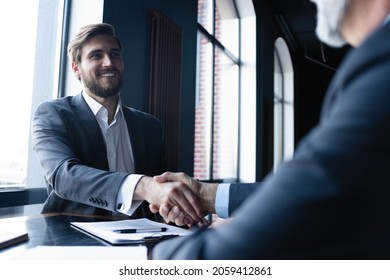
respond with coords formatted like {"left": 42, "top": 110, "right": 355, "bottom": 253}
{"left": 194, "top": 0, "right": 240, "bottom": 182}
{"left": 0, "top": 0, "right": 105, "bottom": 192}
{"left": 0, "top": 1, "right": 40, "bottom": 186}
{"left": 0, "top": 0, "right": 65, "bottom": 217}
{"left": 194, "top": 0, "right": 256, "bottom": 182}
{"left": 0, "top": 0, "right": 105, "bottom": 217}
{"left": 274, "top": 37, "right": 294, "bottom": 171}
{"left": 0, "top": 0, "right": 66, "bottom": 191}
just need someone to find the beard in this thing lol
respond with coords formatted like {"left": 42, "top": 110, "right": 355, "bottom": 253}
{"left": 311, "top": 0, "right": 348, "bottom": 47}
{"left": 82, "top": 71, "right": 123, "bottom": 98}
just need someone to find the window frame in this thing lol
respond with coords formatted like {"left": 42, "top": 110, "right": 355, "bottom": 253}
{"left": 194, "top": 0, "right": 241, "bottom": 182}
{"left": 273, "top": 37, "right": 294, "bottom": 171}
{"left": 0, "top": 0, "right": 68, "bottom": 211}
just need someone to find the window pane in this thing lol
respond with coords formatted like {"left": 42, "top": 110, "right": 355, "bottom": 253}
{"left": 215, "top": 0, "right": 239, "bottom": 58}
{"left": 196, "top": 0, "right": 240, "bottom": 181}
{"left": 274, "top": 39, "right": 295, "bottom": 171}
{"left": 194, "top": 33, "right": 213, "bottom": 180}
{"left": 212, "top": 48, "right": 239, "bottom": 180}
{"left": 274, "top": 50, "right": 283, "bottom": 170}
{"left": 198, "top": 0, "right": 214, "bottom": 35}
{"left": 0, "top": 1, "right": 39, "bottom": 185}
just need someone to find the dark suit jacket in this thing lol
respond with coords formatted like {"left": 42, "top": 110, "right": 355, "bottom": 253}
{"left": 153, "top": 21, "right": 390, "bottom": 259}
{"left": 32, "top": 93, "right": 166, "bottom": 219}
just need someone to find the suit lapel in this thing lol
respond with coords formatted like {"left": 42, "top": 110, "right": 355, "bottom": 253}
{"left": 122, "top": 106, "right": 146, "bottom": 173}
{"left": 71, "top": 93, "right": 109, "bottom": 169}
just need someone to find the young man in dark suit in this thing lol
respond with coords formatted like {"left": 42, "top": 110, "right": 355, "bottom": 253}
{"left": 32, "top": 23, "right": 203, "bottom": 222}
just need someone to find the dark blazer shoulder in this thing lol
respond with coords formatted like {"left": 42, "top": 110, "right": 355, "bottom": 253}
{"left": 327, "top": 21, "right": 390, "bottom": 93}
{"left": 321, "top": 21, "right": 390, "bottom": 117}
{"left": 122, "top": 105, "right": 161, "bottom": 123}
{"left": 35, "top": 93, "right": 83, "bottom": 112}
{"left": 122, "top": 105, "right": 163, "bottom": 135}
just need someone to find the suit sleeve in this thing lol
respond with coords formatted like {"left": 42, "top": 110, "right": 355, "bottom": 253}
{"left": 228, "top": 183, "right": 258, "bottom": 216}
{"left": 32, "top": 101, "right": 127, "bottom": 212}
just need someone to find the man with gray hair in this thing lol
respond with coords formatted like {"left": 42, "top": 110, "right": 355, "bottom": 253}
{"left": 152, "top": 0, "right": 390, "bottom": 259}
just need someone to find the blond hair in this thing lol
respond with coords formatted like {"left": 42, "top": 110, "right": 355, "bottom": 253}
{"left": 67, "top": 23, "right": 123, "bottom": 63}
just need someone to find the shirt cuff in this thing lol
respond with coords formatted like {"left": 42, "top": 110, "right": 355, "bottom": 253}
{"left": 215, "top": 183, "right": 230, "bottom": 219}
{"left": 116, "top": 174, "right": 144, "bottom": 216}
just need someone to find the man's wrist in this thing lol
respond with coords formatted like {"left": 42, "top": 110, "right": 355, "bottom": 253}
{"left": 134, "top": 176, "right": 151, "bottom": 201}
{"left": 199, "top": 182, "right": 218, "bottom": 214}
{"left": 116, "top": 174, "right": 144, "bottom": 214}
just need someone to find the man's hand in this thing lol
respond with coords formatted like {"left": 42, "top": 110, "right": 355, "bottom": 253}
{"left": 150, "top": 172, "right": 218, "bottom": 226}
{"left": 135, "top": 176, "right": 204, "bottom": 224}
{"left": 157, "top": 204, "right": 210, "bottom": 227}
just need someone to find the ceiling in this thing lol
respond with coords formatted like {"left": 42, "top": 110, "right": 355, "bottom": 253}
{"left": 260, "top": 0, "right": 350, "bottom": 71}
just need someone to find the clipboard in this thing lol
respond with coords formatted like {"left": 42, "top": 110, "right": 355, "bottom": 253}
{"left": 71, "top": 218, "right": 190, "bottom": 245}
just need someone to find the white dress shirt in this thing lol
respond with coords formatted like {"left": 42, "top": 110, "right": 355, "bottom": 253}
{"left": 215, "top": 183, "right": 230, "bottom": 218}
{"left": 82, "top": 91, "right": 143, "bottom": 216}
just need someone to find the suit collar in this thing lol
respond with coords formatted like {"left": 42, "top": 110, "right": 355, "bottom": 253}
{"left": 331, "top": 19, "right": 390, "bottom": 88}
{"left": 71, "top": 92, "right": 109, "bottom": 169}
{"left": 321, "top": 21, "right": 390, "bottom": 118}
{"left": 122, "top": 107, "right": 147, "bottom": 173}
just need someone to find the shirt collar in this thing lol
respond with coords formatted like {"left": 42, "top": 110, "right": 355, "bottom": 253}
{"left": 82, "top": 90, "right": 122, "bottom": 118}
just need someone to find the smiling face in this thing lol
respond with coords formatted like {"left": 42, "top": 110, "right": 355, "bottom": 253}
{"left": 72, "top": 34, "right": 124, "bottom": 99}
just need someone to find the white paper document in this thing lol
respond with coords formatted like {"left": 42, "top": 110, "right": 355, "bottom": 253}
{"left": 71, "top": 218, "right": 191, "bottom": 245}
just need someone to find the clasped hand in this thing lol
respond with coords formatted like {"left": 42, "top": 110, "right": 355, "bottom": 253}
{"left": 143, "top": 172, "right": 218, "bottom": 226}
{"left": 136, "top": 173, "right": 205, "bottom": 226}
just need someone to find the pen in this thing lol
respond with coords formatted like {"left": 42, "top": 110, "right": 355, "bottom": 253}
{"left": 113, "top": 227, "right": 168, "bottom": 233}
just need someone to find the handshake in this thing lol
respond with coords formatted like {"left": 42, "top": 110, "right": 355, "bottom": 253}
{"left": 135, "top": 172, "right": 219, "bottom": 226}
